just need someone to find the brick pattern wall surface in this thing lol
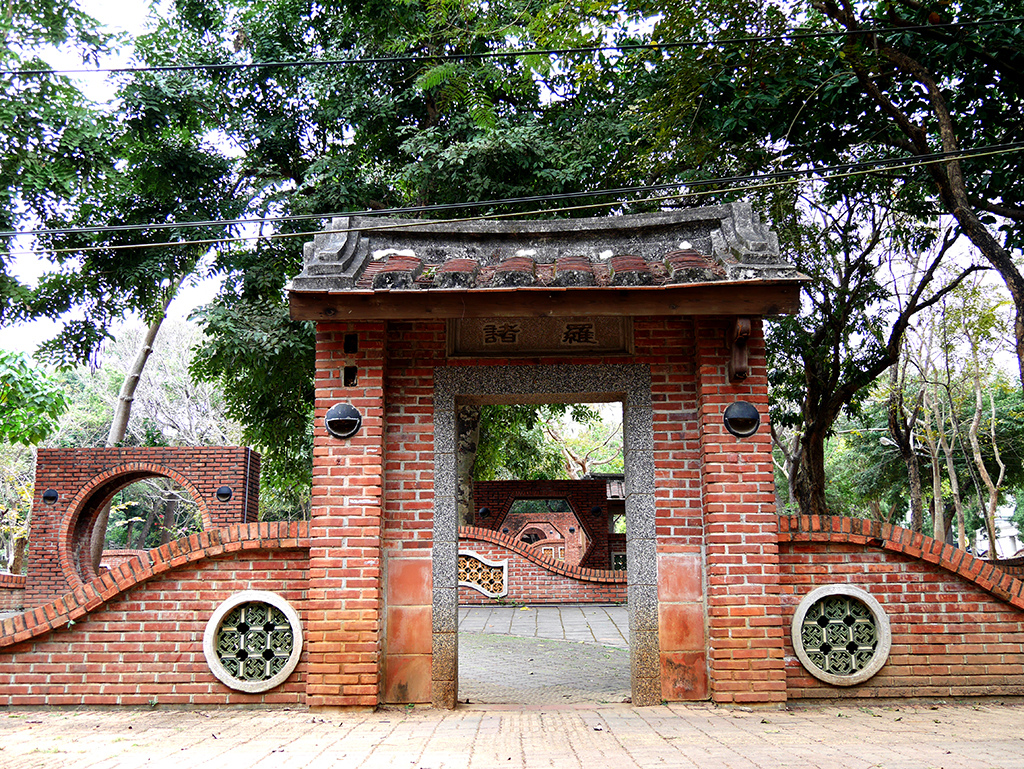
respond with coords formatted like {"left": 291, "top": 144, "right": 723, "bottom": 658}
{"left": 472, "top": 480, "right": 611, "bottom": 569}
{"left": 458, "top": 528, "right": 626, "bottom": 605}
{"left": 779, "top": 516, "right": 1024, "bottom": 699}
{"left": 635, "top": 318, "right": 709, "bottom": 701}
{"left": 308, "top": 322, "right": 386, "bottom": 708}
{"left": 781, "top": 541, "right": 1024, "bottom": 698}
{"left": 696, "top": 317, "right": 785, "bottom": 705}
{"left": 382, "top": 321, "right": 447, "bottom": 704}
{"left": 0, "top": 548, "right": 308, "bottom": 707}
{"left": 637, "top": 317, "right": 703, "bottom": 553}
{"left": 0, "top": 573, "right": 24, "bottom": 611}
{"left": 26, "top": 447, "right": 259, "bottom": 607}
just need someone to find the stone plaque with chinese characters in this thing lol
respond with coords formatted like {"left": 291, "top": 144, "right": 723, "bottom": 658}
{"left": 448, "top": 317, "right": 632, "bottom": 357}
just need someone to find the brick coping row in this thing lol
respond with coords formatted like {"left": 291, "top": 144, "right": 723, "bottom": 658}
{"left": 780, "top": 515, "right": 1024, "bottom": 610}
{"left": 0, "top": 573, "right": 25, "bottom": 588}
{"left": 0, "top": 521, "right": 310, "bottom": 649}
{"left": 459, "top": 525, "right": 627, "bottom": 583}
{"left": 4, "top": 515, "right": 1020, "bottom": 650}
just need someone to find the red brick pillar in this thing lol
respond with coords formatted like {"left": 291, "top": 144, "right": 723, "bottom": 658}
{"left": 696, "top": 316, "right": 786, "bottom": 705}
{"left": 307, "top": 321, "right": 386, "bottom": 707}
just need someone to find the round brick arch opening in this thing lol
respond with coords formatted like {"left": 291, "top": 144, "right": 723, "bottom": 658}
{"left": 60, "top": 464, "right": 211, "bottom": 588}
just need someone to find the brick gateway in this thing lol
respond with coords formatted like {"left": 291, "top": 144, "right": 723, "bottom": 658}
{"left": 3, "top": 206, "right": 1024, "bottom": 708}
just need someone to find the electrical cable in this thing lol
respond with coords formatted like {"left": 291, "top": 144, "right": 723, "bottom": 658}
{"left": 3, "top": 142, "right": 1021, "bottom": 240}
{"left": 7, "top": 143, "right": 1021, "bottom": 258}
{"left": 3, "top": 17, "right": 1018, "bottom": 78}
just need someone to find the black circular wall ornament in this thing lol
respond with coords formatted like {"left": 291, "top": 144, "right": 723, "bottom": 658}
{"left": 723, "top": 401, "right": 761, "bottom": 437}
{"left": 325, "top": 403, "right": 362, "bottom": 439}
{"left": 42, "top": 488, "right": 59, "bottom": 505}
{"left": 215, "top": 486, "right": 233, "bottom": 503}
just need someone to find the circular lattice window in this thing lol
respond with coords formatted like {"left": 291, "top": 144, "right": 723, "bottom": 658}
{"left": 791, "top": 585, "right": 891, "bottom": 687}
{"left": 203, "top": 591, "right": 303, "bottom": 693}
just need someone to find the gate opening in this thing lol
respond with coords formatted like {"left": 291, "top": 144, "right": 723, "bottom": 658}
{"left": 456, "top": 400, "right": 631, "bottom": 705}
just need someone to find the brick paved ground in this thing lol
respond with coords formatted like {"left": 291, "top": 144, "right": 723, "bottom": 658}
{"left": 6, "top": 604, "right": 1024, "bottom": 767}
{"left": 4, "top": 701, "right": 1024, "bottom": 768}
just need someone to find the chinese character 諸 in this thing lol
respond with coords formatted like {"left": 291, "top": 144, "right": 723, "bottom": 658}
{"left": 562, "top": 323, "right": 597, "bottom": 345}
{"left": 483, "top": 323, "right": 521, "bottom": 344}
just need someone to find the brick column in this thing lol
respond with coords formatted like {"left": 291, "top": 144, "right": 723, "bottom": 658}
{"left": 307, "top": 321, "right": 386, "bottom": 708}
{"left": 696, "top": 317, "right": 785, "bottom": 705}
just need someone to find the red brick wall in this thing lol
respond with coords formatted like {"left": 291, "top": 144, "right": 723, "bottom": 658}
{"left": 695, "top": 317, "right": 784, "bottom": 705}
{"left": 382, "top": 320, "right": 447, "bottom": 704}
{"left": 0, "top": 522, "right": 309, "bottom": 707}
{"left": 0, "top": 573, "right": 24, "bottom": 611}
{"left": 27, "top": 447, "right": 259, "bottom": 606}
{"left": 0, "top": 550, "right": 307, "bottom": 707}
{"left": 636, "top": 317, "right": 709, "bottom": 701}
{"left": 779, "top": 515, "right": 1024, "bottom": 700}
{"left": 458, "top": 527, "right": 625, "bottom": 605}
{"left": 472, "top": 480, "right": 611, "bottom": 569}
{"left": 308, "top": 321, "right": 386, "bottom": 708}
{"left": 781, "top": 542, "right": 1024, "bottom": 699}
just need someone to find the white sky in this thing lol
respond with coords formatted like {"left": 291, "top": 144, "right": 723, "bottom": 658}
{"left": 0, "top": 0, "right": 222, "bottom": 356}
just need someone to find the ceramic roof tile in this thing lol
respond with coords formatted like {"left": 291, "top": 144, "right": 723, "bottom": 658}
{"left": 290, "top": 203, "right": 803, "bottom": 295}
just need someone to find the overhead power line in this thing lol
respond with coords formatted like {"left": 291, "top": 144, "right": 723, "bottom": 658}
{"left": 4, "top": 17, "right": 1019, "bottom": 78}
{"left": 6, "top": 143, "right": 1022, "bottom": 258}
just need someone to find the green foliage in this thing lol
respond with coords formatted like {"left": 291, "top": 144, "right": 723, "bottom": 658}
{"left": 474, "top": 405, "right": 568, "bottom": 480}
{"left": 190, "top": 289, "right": 316, "bottom": 497}
{"left": 473, "top": 403, "right": 609, "bottom": 480}
{"left": 0, "top": 442, "right": 33, "bottom": 572}
{"left": 827, "top": 381, "right": 1024, "bottom": 529}
{"left": 0, "top": 351, "right": 67, "bottom": 445}
{"left": 102, "top": 479, "right": 203, "bottom": 550}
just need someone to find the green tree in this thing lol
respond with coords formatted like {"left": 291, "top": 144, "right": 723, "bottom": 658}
{"left": 0, "top": 0, "right": 112, "bottom": 324}
{"left": 646, "top": 0, "right": 1024, "bottom": 384}
{"left": 5, "top": 0, "right": 657, "bottom": 491}
{"left": 765, "top": 185, "right": 977, "bottom": 518}
{"left": 0, "top": 350, "right": 67, "bottom": 445}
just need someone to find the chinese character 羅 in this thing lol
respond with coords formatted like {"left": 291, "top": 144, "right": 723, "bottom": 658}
{"left": 562, "top": 323, "right": 597, "bottom": 345}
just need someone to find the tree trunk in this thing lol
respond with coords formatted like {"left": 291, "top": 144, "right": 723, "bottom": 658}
{"left": 968, "top": 368, "right": 1003, "bottom": 558}
{"left": 456, "top": 406, "right": 481, "bottom": 526}
{"left": 887, "top": 365, "right": 924, "bottom": 531}
{"left": 159, "top": 492, "right": 179, "bottom": 546}
{"left": 794, "top": 423, "right": 831, "bottom": 517}
{"left": 921, "top": 388, "right": 946, "bottom": 542}
{"left": 936, "top": 393, "right": 966, "bottom": 549}
{"left": 90, "top": 301, "right": 174, "bottom": 572}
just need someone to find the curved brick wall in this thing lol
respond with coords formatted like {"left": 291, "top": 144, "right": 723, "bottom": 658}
{"left": 0, "top": 522, "right": 309, "bottom": 707}
{"left": 458, "top": 526, "right": 626, "bottom": 605}
{"left": 27, "top": 447, "right": 261, "bottom": 606}
{"left": 779, "top": 516, "right": 1024, "bottom": 700}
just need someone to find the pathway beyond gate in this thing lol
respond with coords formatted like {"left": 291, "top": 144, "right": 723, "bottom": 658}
{"left": 458, "top": 605, "right": 630, "bottom": 706}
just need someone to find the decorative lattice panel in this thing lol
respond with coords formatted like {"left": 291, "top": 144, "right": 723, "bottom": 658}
{"left": 799, "top": 595, "right": 878, "bottom": 677}
{"left": 215, "top": 602, "right": 295, "bottom": 683}
{"left": 458, "top": 552, "right": 507, "bottom": 597}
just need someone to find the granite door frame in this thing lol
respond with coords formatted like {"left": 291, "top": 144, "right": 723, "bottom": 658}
{"left": 431, "top": 364, "right": 660, "bottom": 708}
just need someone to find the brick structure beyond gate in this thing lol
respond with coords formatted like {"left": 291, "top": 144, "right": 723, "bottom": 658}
{"left": 25, "top": 447, "right": 259, "bottom": 606}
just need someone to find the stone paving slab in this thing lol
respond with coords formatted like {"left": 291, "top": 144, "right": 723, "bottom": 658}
{"left": 458, "top": 605, "right": 629, "bottom": 649}
{"left": 3, "top": 701, "right": 1024, "bottom": 768}
{"left": 459, "top": 632, "right": 630, "bottom": 705}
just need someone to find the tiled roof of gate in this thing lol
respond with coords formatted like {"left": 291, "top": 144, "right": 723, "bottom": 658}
{"left": 289, "top": 203, "right": 803, "bottom": 294}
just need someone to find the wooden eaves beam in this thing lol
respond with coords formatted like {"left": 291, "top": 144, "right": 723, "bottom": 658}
{"left": 289, "top": 280, "right": 804, "bottom": 322}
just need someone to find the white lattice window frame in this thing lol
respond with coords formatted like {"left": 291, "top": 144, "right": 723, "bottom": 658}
{"left": 458, "top": 550, "right": 509, "bottom": 598}
{"left": 791, "top": 584, "right": 892, "bottom": 687}
{"left": 203, "top": 590, "right": 304, "bottom": 694}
